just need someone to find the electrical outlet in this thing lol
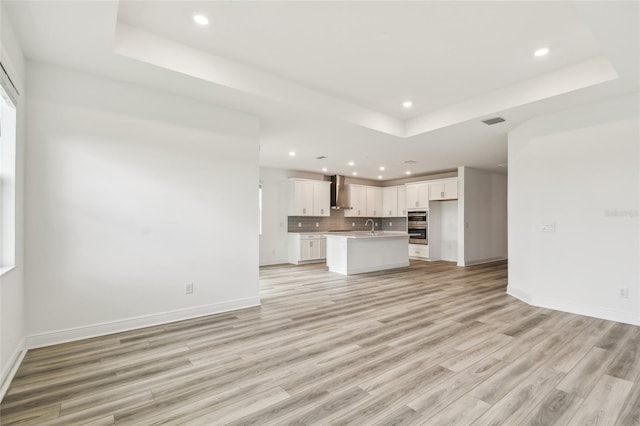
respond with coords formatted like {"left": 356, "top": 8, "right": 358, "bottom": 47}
{"left": 352, "top": 222, "right": 355, "bottom": 227}
{"left": 618, "top": 287, "right": 629, "bottom": 299}
{"left": 185, "top": 282, "right": 193, "bottom": 295}
{"left": 315, "top": 222, "right": 319, "bottom": 227}
{"left": 298, "top": 222, "right": 302, "bottom": 227}
{"left": 389, "top": 222, "right": 393, "bottom": 227}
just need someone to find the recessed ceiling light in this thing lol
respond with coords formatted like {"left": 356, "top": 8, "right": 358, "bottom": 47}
{"left": 322, "top": 167, "right": 328, "bottom": 172}
{"left": 402, "top": 101, "right": 413, "bottom": 109}
{"left": 405, "top": 171, "right": 411, "bottom": 175}
{"left": 288, "top": 151, "right": 296, "bottom": 157}
{"left": 534, "top": 47, "right": 549, "bottom": 57}
{"left": 193, "top": 14, "right": 209, "bottom": 26}
{"left": 348, "top": 161, "right": 355, "bottom": 166}
{"left": 379, "top": 166, "right": 385, "bottom": 171}
{"left": 378, "top": 175, "right": 383, "bottom": 180}
{"left": 352, "top": 171, "right": 358, "bottom": 176}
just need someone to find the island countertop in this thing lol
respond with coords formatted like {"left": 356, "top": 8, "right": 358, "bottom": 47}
{"left": 324, "top": 231, "right": 409, "bottom": 239}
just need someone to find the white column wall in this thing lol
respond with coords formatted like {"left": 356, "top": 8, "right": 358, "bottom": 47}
{"left": 508, "top": 93, "right": 639, "bottom": 325}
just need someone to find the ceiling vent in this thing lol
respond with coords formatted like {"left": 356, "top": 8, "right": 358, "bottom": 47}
{"left": 482, "top": 117, "right": 505, "bottom": 125}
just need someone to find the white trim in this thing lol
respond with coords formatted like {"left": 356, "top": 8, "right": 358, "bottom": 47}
{"left": 259, "top": 259, "right": 289, "bottom": 266}
{"left": 0, "top": 337, "right": 26, "bottom": 402}
{"left": 0, "top": 265, "right": 16, "bottom": 277}
{"left": 26, "top": 297, "right": 261, "bottom": 349}
{"left": 463, "top": 257, "right": 507, "bottom": 266}
{"left": 507, "top": 286, "right": 639, "bottom": 326}
{"left": 532, "top": 295, "right": 639, "bottom": 327}
{"left": 506, "top": 285, "right": 533, "bottom": 304}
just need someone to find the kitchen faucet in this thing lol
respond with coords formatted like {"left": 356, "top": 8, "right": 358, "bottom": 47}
{"left": 365, "top": 219, "right": 375, "bottom": 235}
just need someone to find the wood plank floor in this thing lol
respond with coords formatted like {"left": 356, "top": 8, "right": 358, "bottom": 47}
{"left": 2, "top": 260, "right": 639, "bottom": 425}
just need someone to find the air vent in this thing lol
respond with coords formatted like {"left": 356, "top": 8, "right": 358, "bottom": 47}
{"left": 316, "top": 155, "right": 327, "bottom": 160}
{"left": 482, "top": 117, "right": 505, "bottom": 125}
{"left": 404, "top": 160, "right": 417, "bottom": 164}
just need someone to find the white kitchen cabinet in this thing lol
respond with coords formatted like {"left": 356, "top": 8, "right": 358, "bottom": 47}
{"left": 397, "top": 185, "right": 407, "bottom": 217}
{"left": 382, "top": 186, "right": 407, "bottom": 217}
{"left": 408, "top": 244, "right": 429, "bottom": 259}
{"left": 429, "top": 179, "right": 458, "bottom": 201}
{"left": 312, "top": 181, "right": 331, "bottom": 216}
{"left": 345, "top": 184, "right": 367, "bottom": 217}
{"left": 406, "top": 182, "right": 429, "bottom": 209}
{"left": 288, "top": 233, "right": 327, "bottom": 264}
{"left": 287, "top": 178, "right": 330, "bottom": 217}
{"left": 382, "top": 187, "right": 398, "bottom": 218}
{"left": 366, "top": 186, "right": 383, "bottom": 217}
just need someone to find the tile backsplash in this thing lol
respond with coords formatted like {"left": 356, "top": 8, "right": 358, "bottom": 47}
{"left": 288, "top": 209, "right": 407, "bottom": 232}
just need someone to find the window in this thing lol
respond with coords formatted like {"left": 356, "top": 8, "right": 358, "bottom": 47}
{"left": 0, "top": 62, "right": 18, "bottom": 275}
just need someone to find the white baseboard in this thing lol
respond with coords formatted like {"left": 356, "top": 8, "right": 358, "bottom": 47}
{"left": 25, "top": 297, "right": 261, "bottom": 349}
{"left": 463, "top": 256, "right": 508, "bottom": 266}
{"left": 532, "top": 295, "right": 639, "bottom": 326}
{"left": 0, "top": 337, "right": 26, "bottom": 402}
{"left": 507, "top": 285, "right": 533, "bottom": 304}
{"left": 507, "top": 286, "right": 639, "bottom": 326}
{"left": 259, "top": 258, "right": 288, "bottom": 266}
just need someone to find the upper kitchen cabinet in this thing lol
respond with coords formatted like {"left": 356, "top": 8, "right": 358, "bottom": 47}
{"left": 405, "top": 182, "right": 429, "bottom": 210}
{"left": 382, "top": 186, "right": 407, "bottom": 217}
{"left": 287, "top": 178, "right": 331, "bottom": 216}
{"left": 344, "top": 184, "right": 367, "bottom": 217}
{"left": 312, "top": 180, "right": 331, "bottom": 216}
{"left": 429, "top": 179, "right": 458, "bottom": 201}
{"left": 366, "top": 187, "right": 383, "bottom": 217}
{"left": 397, "top": 185, "right": 407, "bottom": 217}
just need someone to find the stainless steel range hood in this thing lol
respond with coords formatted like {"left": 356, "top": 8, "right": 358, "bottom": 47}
{"left": 330, "top": 175, "right": 352, "bottom": 210}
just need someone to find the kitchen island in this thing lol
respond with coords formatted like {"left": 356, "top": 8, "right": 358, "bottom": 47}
{"left": 325, "top": 232, "right": 409, "bottom": 275}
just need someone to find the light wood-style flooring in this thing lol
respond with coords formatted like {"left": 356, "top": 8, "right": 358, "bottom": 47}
{"left": 1, "top": 260, "right": 639, "bottom": 425}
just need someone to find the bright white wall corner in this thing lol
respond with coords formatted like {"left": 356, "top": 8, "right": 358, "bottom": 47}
{"left": 457, "top": 166, "right": 508, "bottom": 266}
{"left": 0, "top": 0, "right": 27, "bottom": 400}
{"left": 259, "top": 167, "right": 324, "bottom": 266}
{"left": 24, "top": 62, "right": 261, "bottom": 347}
{"left": 508, "top": 93, "right": 640, "bottom": 326}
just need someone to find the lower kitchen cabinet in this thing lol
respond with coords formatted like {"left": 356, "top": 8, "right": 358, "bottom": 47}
{"left": 408, "top": 244, "right": 429, "bottom": 260}
{"left": 288, "top": 233, "right": 327, "bottom": 264}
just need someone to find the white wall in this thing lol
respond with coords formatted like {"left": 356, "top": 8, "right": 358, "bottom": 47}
{"left": 24, "top": 62, "right": 261, "bottom": 346}
{"left": 439, "top": 201, "right": 458, "bottom": 262}
{"left": 0, "top": 2, "right": 26, "bottom": 399}
{"left": 259, "top": 167, "right": 324, "bottom": 265}
{"left": 458, "top": 166, "right": 508, "bottom": 266}
{"left": 508, "top": 93, "right": 639, "bottom": 326}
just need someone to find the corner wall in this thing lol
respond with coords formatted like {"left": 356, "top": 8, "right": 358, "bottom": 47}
{"left": 24, "top": 62, "right": 261, "bottom": 346}
{"left": 0, "top": 3, "right": 26, "bottom": 399}
{"left": 457, "top": 166, "right": 508, "bottom": 266}
{"left": 259, "top": 167, "right": 325, "bottom": 265}
{"left": 508, "top": 93, "right": 639, "bottom": 325}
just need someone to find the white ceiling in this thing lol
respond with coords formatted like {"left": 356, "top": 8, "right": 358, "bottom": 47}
{"left": 5, "top": 1, "right": 639, "bottom": 181}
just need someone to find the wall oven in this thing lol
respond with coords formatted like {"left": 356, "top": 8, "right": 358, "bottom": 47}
{"left": 408, "top": 210, "right": 428, "bottom": 245}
